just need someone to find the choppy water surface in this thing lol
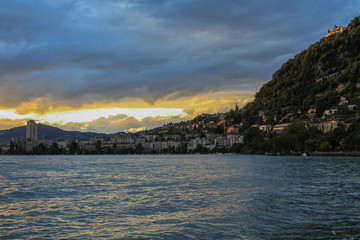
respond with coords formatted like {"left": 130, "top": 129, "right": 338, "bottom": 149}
{"left": 0, "top": 155, "right": 360, "bottom": 239}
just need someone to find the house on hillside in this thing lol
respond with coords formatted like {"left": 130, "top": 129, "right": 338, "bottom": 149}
{"left": 219, "top": 113, "right": 227, "bottom": 121}
{"left": 312, "top": 120, "right": 338, "bottom": 133}
{"left": 336, "top": 83, "right": 345, "bottom": 93}
{"left": 272, "top": 124, "right": 289, "bottom": 134}
{"left": 324, "top": 108, "right": 338, "bottom": 116}
{"left": 227, "top": 125, "right": 240, "bottom": 134}
{"left": 281, "top": 113, "right": 293, "bottom": 122}
{"left": 227, "top": 133, "right": 241, "bottom": 146}
{"left": 307, "top": 108, "right": 317, "bottom": 117}
{"left": 258, "top": 110, "right": 267, "bottom": 119}
{"left": 259, "top": 125, "right": 272, "bottom": 133}
{"left": 339, "top": 96, "right": 348, "bottom": 105}
{"left": 348, "top": 104, "right": 356, "bottom": 111}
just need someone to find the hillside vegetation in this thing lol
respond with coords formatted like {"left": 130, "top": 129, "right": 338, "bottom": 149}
{"left": 243, "top": 16, "right": 360, "bottom": 120}
{"left": 3, "top": 17, "right": 360, "bottom": 155}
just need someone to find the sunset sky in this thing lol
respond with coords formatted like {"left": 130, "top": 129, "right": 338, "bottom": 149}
{"left": 0, "top": 0, "right": 358, "bottom": 133}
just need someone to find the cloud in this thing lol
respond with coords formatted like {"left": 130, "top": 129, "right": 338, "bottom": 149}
{"left": 0, "top": 113, "right": 189, "bottom": 134}
{"left": 49, "top": 114, "right": 131, "bottom": 133}
{"left": 48, "top": 114, "right": 190, "bottom": 134}
{"left": 0, "top": 118, "right": 28, "bottom": 130}
{"left": 0, "top": 0, "right": 359, "bottom": 113}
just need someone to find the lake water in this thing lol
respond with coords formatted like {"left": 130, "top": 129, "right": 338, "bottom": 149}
{"left": 0, "top": 154, "right": 359, "bottom": 239}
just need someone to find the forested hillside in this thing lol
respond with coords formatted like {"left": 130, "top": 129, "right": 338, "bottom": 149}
{"left": 243, "top": 17, "right": 360, "bottom": 120}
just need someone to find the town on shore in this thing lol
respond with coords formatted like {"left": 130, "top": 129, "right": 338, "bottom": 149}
{"left": 1, "top": 101, "right": 360, "bottom": 155}
{"left": 2, "top": 18, "right": 360, "bottom": 155}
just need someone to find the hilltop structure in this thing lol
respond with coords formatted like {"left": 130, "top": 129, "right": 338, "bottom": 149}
{"left": 2, "top": 17, "right": 360, "bottom": 155}
{"left": 325, "top": 25, "right": 351, "bottom": 37}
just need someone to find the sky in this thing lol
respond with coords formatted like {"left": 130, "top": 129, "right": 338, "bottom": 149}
{"left": 0, "top": 0, "right": 359, "bottom": 133}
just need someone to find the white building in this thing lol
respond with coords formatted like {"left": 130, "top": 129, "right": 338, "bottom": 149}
{"left": 227, "top": 133, "right": 242, "bottom": 146}
{"left": 312, "top": 120, "right": 338, "bottom": 133}
{"left": 116, "top": 135, "right": 135, "bottom": 144}
{"left": 189, "top": 138, "right": 210, "bottom": 150}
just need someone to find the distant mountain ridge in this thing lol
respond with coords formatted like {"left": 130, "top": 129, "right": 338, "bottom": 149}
{"left": 0, "top": 124, "right": 111, "bottom": 144}
{"left": 2, "top": 17, "right": 360, "bottom": 146}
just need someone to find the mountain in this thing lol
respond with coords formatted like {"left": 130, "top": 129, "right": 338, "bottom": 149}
{"left": 2, "top": 17, "right": 360, "bottom": 147}
{"left": 0, "top": 124, "right": 111, "bottom": 144}
{"left": 242, "top": 16, "right": 360, "bottom": 121}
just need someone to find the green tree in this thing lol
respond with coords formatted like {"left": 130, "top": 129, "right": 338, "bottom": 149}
{"left": 194, "top": 144, "right": 207, "bottom": 153}
{"left": 176, "top": 144, "right": 187, "bottom": 154}
{"left": 33, "top": 143, "right": 48, "bottom": 154}
{"left": 271, "top": 120, "right": 312, "bottom": 153}
{"left": 49, "top": 142, "right": 61, "bottom": 154}
{"left": 325, "top": 123, "right": 347, "bottom": 150}
{"left": 69, "top": 141, "right": 79, "bottom": 154}
{"left": 305, "top": 138, "right": 322, "bottom": 152}
{"left": 9, "top": 140, "right": 15, "bottom": 154}
{"left": 226, "top": 109, "right": 242, "bottom": 124}
{"left": 242, "top": 127, "right": 265, "bottom": 154}
{"left": 135, "top": 143, "right": 144, "bottom": 154}
{"left": 272, "top": 133, "right": 297, "bottom": 153}
{"left": 319, "top": 141, "right": 331, "bottom": 151}
{"left": 243, "top": 127, "right": 264, "bottom": 144}
{"left": 340, "top": 130, "right": 360, "bottom": 151}
{"left": 95, "top": 140, "right": 102, "bottom": 153}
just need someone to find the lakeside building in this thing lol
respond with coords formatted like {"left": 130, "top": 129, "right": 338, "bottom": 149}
{"left": 26, "top": 120, "right": 37, "bottom": 142}
{"left": 2, "top": 100, "right": 359, "bottom": 154}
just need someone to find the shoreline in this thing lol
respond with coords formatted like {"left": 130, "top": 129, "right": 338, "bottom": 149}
{"left": 2, "top": 152, "right": 360, "bottom": 157}
{"left": 306, "top": 151, "right": 360, "bottom": 156}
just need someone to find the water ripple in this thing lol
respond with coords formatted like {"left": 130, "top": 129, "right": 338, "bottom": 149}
{"left": 0, "top": 155, "right": 360, "bottom": 239}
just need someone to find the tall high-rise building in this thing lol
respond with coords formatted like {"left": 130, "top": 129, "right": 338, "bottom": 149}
{"left": 26, "top": 120, "right": 37, "bottom": 142}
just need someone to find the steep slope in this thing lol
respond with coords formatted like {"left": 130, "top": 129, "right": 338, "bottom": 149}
{"left": 243, "top": 16, "right": 360, "bottom": 119}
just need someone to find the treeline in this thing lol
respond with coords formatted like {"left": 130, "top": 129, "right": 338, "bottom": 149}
{"left": 6, "top": 119, "right": 360, "bottom": 155}
{"left": 232, "top": 119, "right": 360, "bottom": 154}
{"left": 7, "top": 141, "right": 152, "bottom": 155}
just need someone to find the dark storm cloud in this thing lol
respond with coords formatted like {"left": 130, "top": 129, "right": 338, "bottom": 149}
{"left": 0, "top": 0, "right": 358, "bottom": 107}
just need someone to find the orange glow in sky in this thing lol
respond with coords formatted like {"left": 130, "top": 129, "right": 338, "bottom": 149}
{"left": 0, "top": 89, "right": 254, "bottom": 133}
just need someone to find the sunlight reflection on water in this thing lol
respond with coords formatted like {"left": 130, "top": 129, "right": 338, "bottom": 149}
{"left": 0, "top": 155, "right": 360, "bottom": 239}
